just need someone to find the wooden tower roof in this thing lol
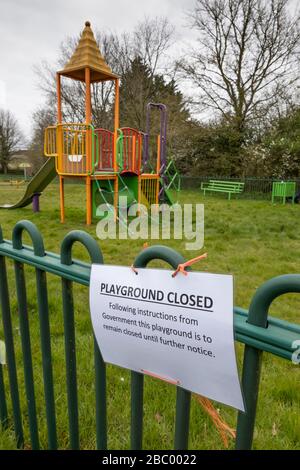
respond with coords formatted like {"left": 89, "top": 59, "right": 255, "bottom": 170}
{"left": 59, "top": 21, "right": 118, "bottom": 82}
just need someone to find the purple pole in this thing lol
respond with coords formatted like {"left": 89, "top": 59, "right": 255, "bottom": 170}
{"left": 159, "top": 104, "right": 168, "bottom": 175}
{"left": 144, "top": 103, "right": 168, "bottom": 171}
{"left": 32, "top": 193, "right": 40, "bottom": 213}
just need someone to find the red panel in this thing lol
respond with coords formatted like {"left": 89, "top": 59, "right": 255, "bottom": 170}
{"left": 120, "top": 127, "right": 142, "bottom": 174}
{"left": 94, "top": 129, "right": 114, "bottom": 172}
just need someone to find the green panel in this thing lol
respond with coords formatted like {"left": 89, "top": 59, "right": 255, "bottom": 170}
{"left": 164, "top": 160, "right": 181, "bottom": 192}
{"left": 272, "top": 182, "right": 296, "bottom": 203}
{"left": 92, "top": 180, "right": 114, "bottom": 218}
{"left": 120, "top": 175, "right": 138, "bottom": 204}
{"left": 92, "top": 176, "right": 138, "bottom": 219}
{"left": 163, "top": 187, "right": 174, "bottom": 205}
{"left": 159, "top": 179, "right": 174, "bottom": 205}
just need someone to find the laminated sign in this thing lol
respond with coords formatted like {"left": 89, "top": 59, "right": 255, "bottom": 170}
{"left": 90, "top": 265, "right": 244, "bottom": 411}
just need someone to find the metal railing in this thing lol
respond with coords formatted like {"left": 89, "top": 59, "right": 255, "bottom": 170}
{"left": 0, "top": 220, "right": 299, "bottom": 450}
{"left": 44, "top": 124, "right": 95, "bottom": 176}
{"left": 164, "top": 160, "right": 181, "bottom": 192}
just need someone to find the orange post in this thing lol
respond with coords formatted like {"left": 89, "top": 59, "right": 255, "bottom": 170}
{"left": 156, "top": 178, "right": 159, "bottom": 205}
{"left": 114, "top": 79, "right": 120, "bottom": 172}
{"left": 85, "top": 67, "right": 92, "bottom": 124}
{"left": 57, "top": 74, "right": 64, "bottom": 219}
{"left": 138, "top": 134, "right": 142, "bottom": 174}
{"left": 56, "top": 73, "right": 62, "bottom": 123}
{"left": 59, "top": 176, "right": 65, "bottom": 223}
{"left": 85, "top": 67, "right": 92, "bottom": 175}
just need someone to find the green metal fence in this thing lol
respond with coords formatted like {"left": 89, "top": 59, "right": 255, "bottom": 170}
{"left": 0, "top": 220, "right": 299, "bottom": 450}
{"left": 181, "top": 176, "right": 300, "bottom": 200}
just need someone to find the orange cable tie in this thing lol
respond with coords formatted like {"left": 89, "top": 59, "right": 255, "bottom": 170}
{"left": 172, "top": 253, "right": 208, "bottom": 278}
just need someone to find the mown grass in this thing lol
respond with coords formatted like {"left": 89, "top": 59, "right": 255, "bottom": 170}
{"left": 0, "top": 182, "right": 299, "bottom": 450}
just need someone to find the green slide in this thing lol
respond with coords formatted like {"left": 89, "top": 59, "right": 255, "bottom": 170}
{"left": 160, "top": 178, "right": 174, "bottom": 205}
{"left": 0, "top": 158, "right": 56, "bottom": 209}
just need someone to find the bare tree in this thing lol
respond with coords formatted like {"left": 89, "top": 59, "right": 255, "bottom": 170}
{"left": 180, "top": 0, "right": 300, "bottom": 138}
{"left": 35, "top": 32, "right": 119, "bottom": 127}
{"left": 132, "top": 17, "right": 175, "bottom": 78}
{"left": 0, "top": 109, "right": 24, "bottom": 174}
{"left": 35, "top": 17, "right": 175, "bottom": 129}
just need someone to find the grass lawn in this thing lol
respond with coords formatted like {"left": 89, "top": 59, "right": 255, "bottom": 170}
{"left": 0, "top": 182, "right": 299, "bottom": 450}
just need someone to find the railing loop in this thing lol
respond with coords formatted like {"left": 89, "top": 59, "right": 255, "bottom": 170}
{"left": 248, "top": 274, "right": 300, "bottom": 327}
{"left": 60, "top": 230, "right": 105, "bottom": 450}
{"left": 236, "top": 273, "right": 300, "bottom": 450}
{"left": 134, "top": 245, "right": 186, "bottom": 270}
{"left": 12, "top": 221, "right": 45, "bottom": 257}
{"left": 60, "top": 231, "right": 103, "bottom": 265}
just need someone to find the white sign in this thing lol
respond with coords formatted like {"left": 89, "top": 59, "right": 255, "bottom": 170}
{"left": 90, "top": 265, "right": 244, "bottom": 411}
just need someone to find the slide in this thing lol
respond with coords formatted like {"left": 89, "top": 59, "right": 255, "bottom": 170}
{"left": 159, "top": 178, "right": 174, "bottom": 205}
{"left": 0, "top": 158, "right": 56, "bottom": 209}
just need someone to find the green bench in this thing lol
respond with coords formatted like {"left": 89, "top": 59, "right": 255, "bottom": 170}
{"left": 201, "top": 180, "right": 245, "bottom": 200}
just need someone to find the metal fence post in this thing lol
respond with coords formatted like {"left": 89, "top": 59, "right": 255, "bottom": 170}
{"left": 133, "top": 245, "right": 191, "bottom": 450}
{"left": 61, "top": 231, "right": 104, "bottom": 450}
{"left": 12, "top": 220, "right": 57, "bottom": 449}
{"left": 14, "top": 260, "right": 39, "bottom": 449}
{"left": 236, "top": 274, "right": 300, "bottom": 449}
{"left": 0, "top": 228, "right": 24, "bottom": 448}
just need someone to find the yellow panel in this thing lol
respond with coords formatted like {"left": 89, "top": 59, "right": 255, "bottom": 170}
{"left": 44, "top": 126, "right": 58, "bottom": 157}
{"left": 48, "top": 123, "right": 93, "bottom": 177}
{"left": 140, "top": 176, "right": 159, "bottom": 207}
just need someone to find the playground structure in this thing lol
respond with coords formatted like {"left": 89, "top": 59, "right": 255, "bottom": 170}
{"left": 43, "top": 21, "right": 179, "bottom": 224}
{"left": 0, "top": 21, "right": 180, "bottom": 222}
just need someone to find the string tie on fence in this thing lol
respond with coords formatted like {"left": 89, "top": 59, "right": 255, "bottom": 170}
{"left": 194, "top": 395, "right": 236, "bottom": 448}
{"left": 172, "top": 253, "right": 207, "bottom": 278}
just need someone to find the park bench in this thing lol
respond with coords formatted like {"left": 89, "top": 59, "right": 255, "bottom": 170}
{"left": 201, "top": 180, "right": 245, "bottom": 200}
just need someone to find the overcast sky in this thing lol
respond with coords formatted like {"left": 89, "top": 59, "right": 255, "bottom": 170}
{"left": 0, "top": 0, "right": 196, "bottom": 140}
{"left": 0, "top": 0, "right": 299, "bottom": 140}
